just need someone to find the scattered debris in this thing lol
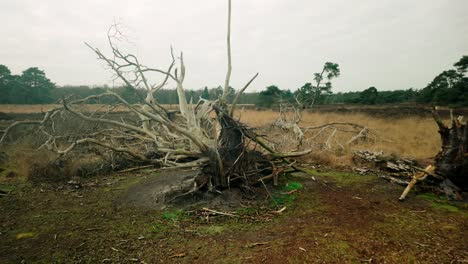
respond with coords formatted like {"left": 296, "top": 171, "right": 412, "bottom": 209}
{"left": 202, "top": 207, "right": 237, "bottom": 217}
{"left": 272, "top": 206, "right": 287, "bottom": 214}
{"left": 354, "top": 150, "right": 416, "bottom": 175}
{"left": 354, "top": 167, "right": 369, "bottom": 175}
{"left": 117, "top": 165, "right": 156, "bottom": 173}
{"left": 246, "top": 242, "right": 270, "bottom": 248}
{"left": 67, "top": 180, "right": 82, "bottom": 189}
{"left": 85, "top": 228, "right": 102, "bottom": 232}
{"left": 111, "top": 247, "right": 119, "bottom": 252}
{"left": 16, "top": 232, "right": 34, "bottom": 239}
{"left": 414, "top": 241, "right": 429, "bottom": 247}
{"left": 281, "top": 189, "right": 298, "bottom": 195}
{"left": 76, "top": 242, "right": 85, "bottom": 249}
{"left": 169, "top": 253, "right": 186, "bottom": 258}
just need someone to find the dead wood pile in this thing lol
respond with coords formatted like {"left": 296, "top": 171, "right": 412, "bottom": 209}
{"left": 354, "top": 107, "right": 467, "bottom": 200}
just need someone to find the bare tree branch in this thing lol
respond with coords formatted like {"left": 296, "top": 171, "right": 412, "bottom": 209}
{"left": 230, "top": 72, "right": 259, "bottom": 116}
{"left": 222, "top": 0, "right": 232, "bottom": 101}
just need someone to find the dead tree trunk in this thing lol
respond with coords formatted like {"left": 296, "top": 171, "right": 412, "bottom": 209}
{"left": 432, "top": 108, "right": 467, "bottom": 196}
{"left": 399, "top": 107, "right": 467, "bottom": 200}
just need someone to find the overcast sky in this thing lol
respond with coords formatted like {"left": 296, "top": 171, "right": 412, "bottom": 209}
{"left": 1, "top": 0, "right": 467, "bottom": 93}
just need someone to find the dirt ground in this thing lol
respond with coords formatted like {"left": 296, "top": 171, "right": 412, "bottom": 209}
{"left": 1, "top": 168, "right": 466, "bottom": 263}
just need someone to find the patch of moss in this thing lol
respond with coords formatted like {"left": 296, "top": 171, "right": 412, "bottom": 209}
{"left": 305, "top": 169, "right": 374, "bottom": 187}
{"left": 430, "top": 203, "right": 467, "bottom": 216}
{"left": 272, "top": 194, "right": 296, "bottom": 207}
{"left": 285, "top": 181, "right": 303, "bottom": 191}
{"left": 150, "top": 221, "right": 171, "bottom": 237}
{"left": 374, "top": 211, "right": 430, "bottom": 239}
{"left": 162, "top": 209, "right": 188, "bottom": 221}
{"left": 0, "top": 184, "right": 15, "bottom": 193}
{"left": 417, "top": 192, "right": 447, "bottom": 202}
{"left": 417, "top": 192, "right": 468, "bottom": 217}
{"left": 271, "top": 181, "right": 304, "bottom": 207}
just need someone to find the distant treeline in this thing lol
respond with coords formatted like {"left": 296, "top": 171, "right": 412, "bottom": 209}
{"left": 52, "top": 85, "right": 259, "bottom": 105}
{"left": 1, "top": 55, "right": 466, "bottom": 106}
{"left": 0, "top": 64, "right": 258, "bottom": 105}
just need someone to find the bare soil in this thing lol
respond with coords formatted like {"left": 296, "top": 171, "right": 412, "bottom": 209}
{"left": 1, "top": 169, "right": 466, "bottom": 263}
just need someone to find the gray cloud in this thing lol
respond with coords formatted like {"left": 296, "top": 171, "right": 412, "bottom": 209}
{"left": 1, "top": 0, "right": 467, "bottom": 92}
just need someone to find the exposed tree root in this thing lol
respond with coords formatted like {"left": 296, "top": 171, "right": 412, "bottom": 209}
{"left": 0, "top": 1, "right": 311, "bottom": 203}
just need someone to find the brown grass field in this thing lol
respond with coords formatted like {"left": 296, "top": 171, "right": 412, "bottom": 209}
{"left": 237, "top": 109, "right": 441, "bottom": 160}
{"left": 0, "top": 104, "right": 442, "bottom": 161}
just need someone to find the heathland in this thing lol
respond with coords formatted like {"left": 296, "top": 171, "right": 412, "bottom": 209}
{"left": 0, "top": 105, "right": 467, "bottom": 263}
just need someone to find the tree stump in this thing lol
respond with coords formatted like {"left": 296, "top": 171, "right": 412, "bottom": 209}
{"left": 432, "top": 108, "right": 467, "bottom": 198}
{"left": 398, "top": 108, "right": 467, "bottom": 200}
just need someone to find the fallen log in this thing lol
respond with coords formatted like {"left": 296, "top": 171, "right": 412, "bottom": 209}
{"left": 393, "top": 107, "right": 466, "bottom": 200}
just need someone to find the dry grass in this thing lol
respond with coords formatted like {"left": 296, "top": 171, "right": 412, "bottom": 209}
{"left": 237, "top": 109, "right": 440, "bottom": 160}
{"left": 3, "top": 144, "right": 124, "bottom": 183}
{"left": 1, "top": 105, "right": 442, "bottom": 169}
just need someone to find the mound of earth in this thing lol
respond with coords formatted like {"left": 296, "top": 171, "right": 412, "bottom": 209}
{"left": 116, "top": 169, "right": 257, "bottom": 210}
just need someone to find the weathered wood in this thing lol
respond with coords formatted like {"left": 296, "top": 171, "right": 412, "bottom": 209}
{"left": 399, "top": 165, "right": 433, "bottom": 200}
{"left": 432, "top": 107, "right": 467, "bottom": 194}
{"left": 398, "top": 107, "right": 467, "bottom": 200}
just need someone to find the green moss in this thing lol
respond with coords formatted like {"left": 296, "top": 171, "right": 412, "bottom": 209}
{"left": 374, "top": 211, "right": 431, "bottom": 240}
{"left": 0, "top": 184, "right": 15, "bottom": 193}
{"left": 150, "top": 221, "right": 171, "bottom": 237}
{"left": 430, "top": 203, "right": 467, "bottom": 215}
{"left": 284, "top": 181, "right": 303, "bottom": 191}
{"left": 417, "top": 192, "right": 447, "bottom": 201}
{"left": 417, "top": 192, "right": 468, "bottom": 217}
{"left": 271, "top": 181, "right": 304, "bottom": 207}
{"left": 162, "top": 209, "right": 187, "bottom": 221}
{"left": 305, "top": 169, "right": 374, "bottom": 187}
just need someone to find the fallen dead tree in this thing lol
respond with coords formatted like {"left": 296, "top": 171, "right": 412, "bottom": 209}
{"left": 398, "top": 108, "right": 467, "bottom": 200}
{"left": 353, "top": 150, "right": 448, "bottom": 198}
{"left": 400, "top": 107, "right": 468, "bottom": 200}
{"left": 0, "top": 1, "right": 310, "bottom": 202}
{"left": 354, "top": 150, "right": 417, "bottom": 175}
{"left": 354, "top": 107, "right": 467, "bottom": 200}
{"left": 353, "top": 150, "right": 418, "bottom": 183}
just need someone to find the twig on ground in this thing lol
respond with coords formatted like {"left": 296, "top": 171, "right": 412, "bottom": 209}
{"left": 202, "top": 207, "right": 237, "bottom": 217}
